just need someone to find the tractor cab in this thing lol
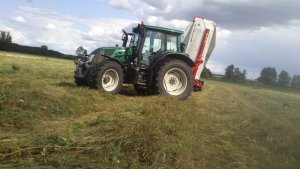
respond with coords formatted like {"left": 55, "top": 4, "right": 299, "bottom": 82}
{"left": 87, "top": 23, "right": 184, "bottom": 69}
{"left": 127, "top": 23, "right": 184, "bottom": 68}
{"left": 140, "top": 26, "right": 183, "bottom": 65}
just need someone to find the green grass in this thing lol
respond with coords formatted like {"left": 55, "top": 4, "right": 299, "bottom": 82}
{"left": 0, "top": 51, "right": 300, "bottom": 168}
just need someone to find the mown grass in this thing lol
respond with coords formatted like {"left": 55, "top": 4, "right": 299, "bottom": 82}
{"left": 0, "top": 51, "right": 300, "bottom": 168}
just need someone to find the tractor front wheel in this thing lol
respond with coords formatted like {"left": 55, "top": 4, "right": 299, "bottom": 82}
{"left": 74, "top": 77, "right": 86, "bottom": 86}
{"left": 156, "top": 59, "right": 194, "bottom": 100}
{"left": 94, "top": 61, "right": 124, "bottom": 94}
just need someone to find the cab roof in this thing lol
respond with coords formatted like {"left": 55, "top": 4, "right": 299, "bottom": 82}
{"left": 144, "top": 25, "right": 184, "bottom": 35}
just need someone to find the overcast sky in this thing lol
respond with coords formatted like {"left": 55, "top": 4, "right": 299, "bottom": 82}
{"left": 1, "top": 0, "right": 299, "bottom": 79}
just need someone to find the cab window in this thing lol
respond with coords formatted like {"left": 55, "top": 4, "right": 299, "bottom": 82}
{"left": 142, "top": 30, "right": 165, "bottom": 58}
{"left": 167, "top": 34, "right": 177, "bottom": 51}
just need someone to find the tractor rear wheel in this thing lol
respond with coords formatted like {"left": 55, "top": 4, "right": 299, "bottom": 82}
{"left": 156, "top": 59, "right": 194, "bottom": 100}
{"left": 92, "top": 61, "right": 124, "bottom": 94}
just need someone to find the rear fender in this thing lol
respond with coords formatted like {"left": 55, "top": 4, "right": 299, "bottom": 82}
{"left": 148, "top": 52, "right": 195, "bottom": 70}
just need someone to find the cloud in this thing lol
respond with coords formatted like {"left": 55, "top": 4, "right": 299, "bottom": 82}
{"left": 11, "top": 16, "right": 26, "bottom": 23}
{"left": 108, "top": 0, "right": 133, "bottom": 10}
{"left": 21, "top": 0, "right": 33, "bottom": 3}
{"left": 133, "top": 0, "right": 300, "bottom": 30}
{"left": 18, "top": 6, "right": 58, "bottom": 16}
{"left": 206, "top": 61, "right": 225, "bottom": 75}
{"left": 0, "top": 25, "right": 31, "bottom": 45}
{"left": 82, "top": 18, "right": 135, "bottom": 47}
{"left": 2, "top": 7, "right": 136, "bottom": 54}
{"left": 216, "top": 28, "right": 231, "bottom": 44}
{"left": 139, "top": 0, "right": 169, "bottom": 10}
{"left": 45, "top": 23, "right": 56, "bottom": 30}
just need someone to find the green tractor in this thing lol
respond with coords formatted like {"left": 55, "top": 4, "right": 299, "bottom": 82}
{"left": 74, "top": 18, "right": 216, "bottom": 100}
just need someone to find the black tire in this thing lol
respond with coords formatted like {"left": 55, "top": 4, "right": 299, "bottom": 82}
{"left": 74, "top": 77, "right": 86, "bottom": 86}
{"left": 156, "top": 59, "right": 194, "bottom": 100}
{"left": 88, "top": 61, "right": 124, "bottom": 94}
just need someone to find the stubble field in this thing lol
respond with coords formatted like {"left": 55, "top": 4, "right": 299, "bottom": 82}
{"left": 0, "top": 51, "right": 300, "bottom": 168}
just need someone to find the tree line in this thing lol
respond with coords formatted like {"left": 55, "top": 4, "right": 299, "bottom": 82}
{"left": 223, "top": 64, "right": 300, "bottom": 90}
{"left": 257, "top": 67, "right": 300, "bottom": 89}
{"left": 0, "top": 30, "right": 74, "bottom": 60}
{"left": 224, "top": 64, "right": 247, "bottom": 82}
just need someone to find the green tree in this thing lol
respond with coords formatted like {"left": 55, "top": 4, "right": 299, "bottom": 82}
{"left": 258, "top": 67, "right": 277, "bottom": 85}
{"left": 201, "top": 67, "right": 213, "bottom": 78}
{"left": 233, "top": 67, "right": 247, "bottom": 82}
{"left": 0, "top": 30, "right": 12, "bottom": 43}
{"left": 233, "top": 67, "right": 241, "bottom": 80}
{"left": 41, "top": 45, "right": 48, "bottom": 50}
{"left": 242, "top": 69, "right": 247, "bottom": 80}
{"left": 0, "top": 31, "right": 6, "bottom": 42}
{"left": 224, "top": 64, "right": 234, "bottom": 80}
{"left": 278, "top": 70, "right": 291, "bottom": 87}
{"left": 224, "top": 64, "right": 247, "bottom": 82}
{"left": 291, "top": 75, "right": 300, "bottom": 89}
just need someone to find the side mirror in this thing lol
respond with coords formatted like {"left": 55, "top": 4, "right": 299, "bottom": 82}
{"left": 76, "top": 46, "right": 88, "bottom": 57}
{"left": 76, "top": 46, "right": 83, "bottom": 55}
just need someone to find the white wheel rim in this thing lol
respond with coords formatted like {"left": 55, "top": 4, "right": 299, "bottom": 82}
{"left": 163, "top": 68, "right": 187, "bottom": 96}
{"left": 101, "top": 69, "right": 119, "bottom": 92}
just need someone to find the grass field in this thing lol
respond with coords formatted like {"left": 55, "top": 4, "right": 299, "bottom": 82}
{"left": 1, "top": 51, "right": 300, "bottom": 168}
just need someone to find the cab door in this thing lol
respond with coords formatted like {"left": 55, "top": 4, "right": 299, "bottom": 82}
{"left": 141, "top": 30, "right": 166, "bottom": 65}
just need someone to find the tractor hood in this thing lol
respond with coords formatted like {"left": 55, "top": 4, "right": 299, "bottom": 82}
{"left": 90, "top": 47, "right": 125, "bottom": 56}
{"left": 88, "top": 46, "right": 133, "bottom": 64}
